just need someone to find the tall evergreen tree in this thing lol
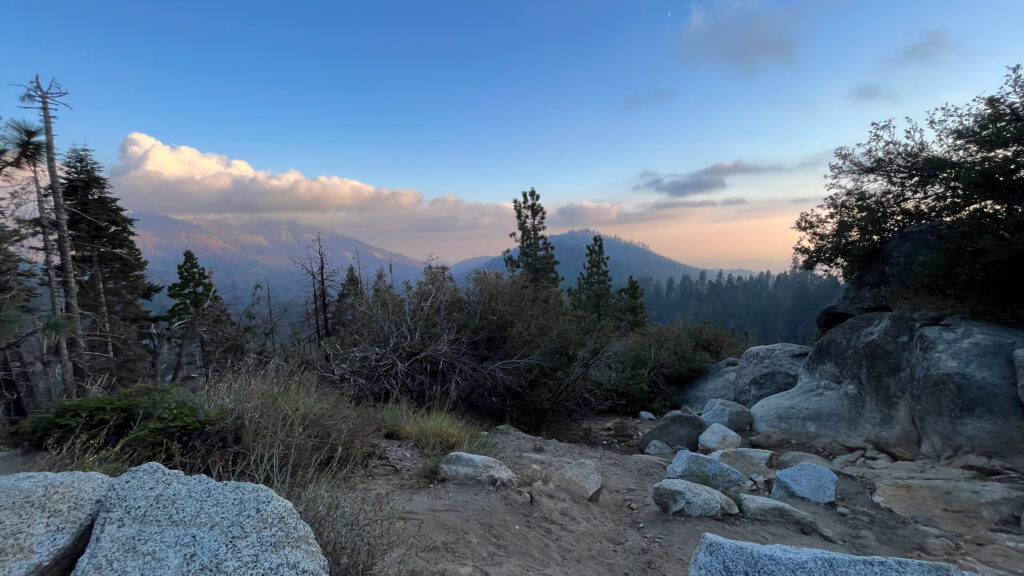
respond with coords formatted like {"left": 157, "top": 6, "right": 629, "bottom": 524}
{"left": 614, "top": 275, "right": 647, "bottom": 334}
{"left": 3, "top": 119, "right": 74, "bottom": 394}
{"left": 167, "top": 250, "right": 220, "bottom": 381}
{"left": 567, "top": 234, "right": 612, "bottom": 327}
{"left": 61, "top": 146, "right": 161, "bottom": 377}
{"left": 503, "top": 188, "right": 560, "bottom": 289}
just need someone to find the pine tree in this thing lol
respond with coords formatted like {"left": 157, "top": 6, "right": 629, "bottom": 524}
{"left": 2, "top": 119, "right": 74, "bottom": 395}
{"left": 62, "top": 146, "right": 161, "bottom": 377}
{"left": 503, "top": 188, "right": 560, "bottom": 289}
{"left": 614, "top": 276, "right": 647, "bottom": 334}
{"left": 567, "top": 234, "right": 612, "bottom": 327}
{"left": 167, "top": 250, "right": 220, "bottom": 381}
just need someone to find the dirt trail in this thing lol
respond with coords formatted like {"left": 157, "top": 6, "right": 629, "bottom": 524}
{"left": 371, "top": 420, "right": 1024, "bottom": 576}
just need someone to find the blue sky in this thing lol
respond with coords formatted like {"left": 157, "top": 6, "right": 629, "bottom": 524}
{"left": 3, "top": 1, "right": 1022, "bottom": 269}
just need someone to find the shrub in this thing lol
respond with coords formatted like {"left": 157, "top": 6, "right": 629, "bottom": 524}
{"left": 13, "top": 384, "right": 230, "bottom": 464}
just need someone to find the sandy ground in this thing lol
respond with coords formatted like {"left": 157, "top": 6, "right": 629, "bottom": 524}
{"left": 367, "top": 418, "right": 1024, "bottom": 576}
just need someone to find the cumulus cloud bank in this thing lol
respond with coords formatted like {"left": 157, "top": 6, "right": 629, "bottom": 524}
{"left": 112, "top": 132, "right": 509, "bottom": 234}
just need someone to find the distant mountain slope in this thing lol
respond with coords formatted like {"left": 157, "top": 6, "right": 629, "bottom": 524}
{"left": 133, "top": 213, "right": 424, "bottom": 309}
{"left": 450, "top": 229, "right": 751, "bottom": 287}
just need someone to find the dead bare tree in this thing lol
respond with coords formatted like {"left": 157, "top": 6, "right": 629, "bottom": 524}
{"left": 19, "top": 76, "right": 87, "bottom": 392}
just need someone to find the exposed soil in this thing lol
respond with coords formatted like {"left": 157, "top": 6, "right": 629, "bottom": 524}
{"left": 367, "top": 417, "right": 1024, "bottom": 576}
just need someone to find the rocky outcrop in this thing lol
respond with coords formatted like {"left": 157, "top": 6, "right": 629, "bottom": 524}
{"left": 678, "top": 344, "right": 809, "bottom": 409}
{"left": 698, "top": 423, "right": 741, "bottom": 452}
{"left": 0, "top": 471, "right": 110, "bottom": 576}
{"left": 665, "top": 451, "right": 743, "bottom": 491}
{"left": 650, "top": 480, "right": 738, "bottom": 518}
{"left": 771, "top": 462, "right": 837, "bottom": 504}
{"left": 553, "top": 460, "right": 604, "bottom": 501}
{"left": 700, "top": 399, "right": 752, "bottom": 431}
{"left": 752, "top": 311, "right": 1024, "bottom": 468}
{"left": 438, "top": 452, "right": 517, "bottom": 488}
{"left": 689, "top": 533, "right": 977, "bottom": 576}
{"left": 637, "top": 410, "right": 706, "bottom": 452}
{"left": 71, "top": 462, "right": 328, "bottom": 576}
{"left": 816, "top": 222, "right": 948, "bottom": 332}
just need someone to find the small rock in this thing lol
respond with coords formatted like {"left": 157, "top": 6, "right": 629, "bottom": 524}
{"left": 831, "top": 450, "right": 865, "bottom": 467}
{"left": 553, "top": 460, "right": 604, "bottom": 502}
{"left": 650, "top": 479, "right": 738, "bottom": 518}
{"left": 666, "top": 451, "right": 744, "bottom": 491}
{"left": 748, "top": 429, "right": 787, "bottom": 448}
{"left": 922, "top": 538, "right": 953, "bottom": 557}
{"left": 710, "top": 448, "right": 775, "bottom": 479}
{"left": 739, "top": 494, "right": 821, "bottom": 536}
{"left": 643, "top": 439, "right": 675, "bottom": 457}
{"left": 698, "top": 423, "right": 742, "bottom": 452}
{"left": 439, "top": 452, "right": 518, "bottom": 488}
{"left": 638, "top": 411, "right": 657, "bottom": 421}
{"left": 836, "top": 505, "right": 851, "bottom": 517}
{"left": 775, "top": 451, "right": 834, "bottom": 470}
{"left": 700, "top": 399, "right": 753, "bottom": 431}
{"left": 771, "top": 462, "right": 837, "bottom": 504}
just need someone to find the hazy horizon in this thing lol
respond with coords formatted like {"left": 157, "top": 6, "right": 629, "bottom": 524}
{"left": 4, "top": 1, "right": 1022, "bottom": 270}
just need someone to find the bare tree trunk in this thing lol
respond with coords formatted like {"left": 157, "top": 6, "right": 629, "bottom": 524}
{"left": 92, "top": 251, "right": 116, "bottom": 361}
{"left": 172, "top": 329, "right": 187, "bottom": 383}
{"left": 318, "top": 241, "right": 332, "bottom": 339}
{"left": 148, "top": 325, "right": 165, "bottom": 383}
{"left": 33, "top": 75, "right": 87, "bottom": 393}
{"left": 31, "top": 163, "right": 74, "bottom": 394}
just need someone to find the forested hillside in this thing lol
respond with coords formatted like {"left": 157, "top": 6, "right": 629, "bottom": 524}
{"left": 639, "top": 269, "right": 842, "bottom": 345}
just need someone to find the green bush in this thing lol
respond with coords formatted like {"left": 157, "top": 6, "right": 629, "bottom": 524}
{"left": 604, "top": 321, "right": 744, "bottom": 414}
{"left": 13, "top": 384, "right": 230, "bottom": 462}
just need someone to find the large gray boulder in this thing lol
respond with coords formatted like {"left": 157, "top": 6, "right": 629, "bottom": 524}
{"left": 637, "top": 410, "right": 706, "bottom": 452}
{"left": 650, "top": 479, "right": 738, "bottom": 518}
{"left": 438, "top": 452, "right": 517, "bottom": 488}
{"left": 689, "top": 533, "right": 978, "bottom": 576}
{"left": 71, "top": 462, "right": 328, "bottom": 576}
{"left": 679, "top": 344, "right": 809, "bottom": 409}
{"left": 817, "top": 222, "right": 948, "bottom": 332}
{"left": 752, "top": 311, "right": 1024, "bottom": 469}
{"left": 665, "top": 451, "right": 743, "bottom": 491}
{"left": 771, "top": 462, "right": 837, "bottom": 504}
{"left": 0, "top": 471, "right": 110, "bottom": 576}
{"left": 700, "top": 398, "right": 752, "bottom": 431}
